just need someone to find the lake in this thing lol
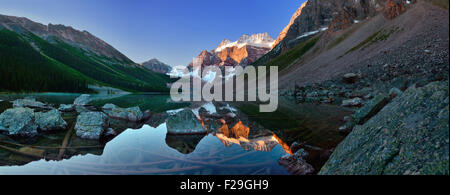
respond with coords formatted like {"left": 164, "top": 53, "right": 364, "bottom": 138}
{"left": 0, "top": 93, "right": 351, "bottom": 175}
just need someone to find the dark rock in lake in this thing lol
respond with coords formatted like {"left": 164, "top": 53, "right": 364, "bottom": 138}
{"left": 319, "top": 81, "right": 449, "bottom": 175}
{"left": 290, "top": 142, "right": 303, "bottom": 154}
{"left": 146, "top": 112, "right": 168, "bottom": 128}
{"left": 35, "top": 109, "right": 68, "bottom": 131}
{"left": 0, "top": 107, "right": 38, "bottom": 137}
{"left": 75, "top": 112, "right": 109, "bottom": 140}
{"left": 279, "top": 149, "right": 315, "bottom": 175}
{"left": 166, "top": 109, "right": 206, "bottom": 135}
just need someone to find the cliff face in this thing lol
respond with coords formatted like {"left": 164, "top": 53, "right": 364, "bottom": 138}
{"left": 0, "top": 14, "right": 132, "bottom": 63}
{"left": 273, "top": 0, "right": 388, "bottom": 51}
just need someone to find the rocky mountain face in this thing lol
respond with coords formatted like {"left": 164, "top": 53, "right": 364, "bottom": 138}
{"left": 273, "top": 0, "right": 389, "bottom": 52}
{"left": 190, "top": 33, "right": 274, "bottom": 67}
{"left": 141, "top": 58, "right": 172, "bottom": 74}
{"left": 0, "top": 14, "right": 132, "bottom": 63}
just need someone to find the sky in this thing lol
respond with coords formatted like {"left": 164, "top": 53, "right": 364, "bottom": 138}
{"left": 0, "top": 0, "right": 305, "bottom": 66}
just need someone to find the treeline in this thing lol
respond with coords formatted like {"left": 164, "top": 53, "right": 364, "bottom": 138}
{"left": 0, "top": 29, "right": 90, "bottom": 92}
{"left": 28, "top": 33, "right": 170, "bottom": 92}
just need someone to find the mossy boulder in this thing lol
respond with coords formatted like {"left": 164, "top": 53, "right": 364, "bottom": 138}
{"left": 319, "top": 81, "right": 449, "bottom": 175}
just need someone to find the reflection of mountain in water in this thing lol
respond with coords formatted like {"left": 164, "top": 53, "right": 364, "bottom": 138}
{"left": 165, "top": 134, "right": 205, "bottom": 154}
{"left": 164, "top": 102, "right": 294, "bottom": 154}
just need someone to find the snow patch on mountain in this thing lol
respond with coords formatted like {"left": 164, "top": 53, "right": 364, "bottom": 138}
{"left": 215, "top": 33, "right": 275, "bottom": 52}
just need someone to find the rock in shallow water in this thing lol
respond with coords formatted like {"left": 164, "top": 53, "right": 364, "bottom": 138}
{"left": 75, "top": 112, "right": 109, "bottom": 140}
{"left": 0, "top": 107, "right": 38, "bottom": 137}
{"left": 320, "top": 81, "right": 449, "bottom": 175}
{"left": 74, "top": 94, "right": 92, "bottom": 106}
{"left": 35, "top": 109, "right": 67, "bottom": 131}
{"left": 166, "top": 109, "right": 206, "bottom": 135}
{"left": 58, "top": 104, "right": 75, "bottom": 112}
{"left": 13, "top": 98, "right": 51, "bottom": 110}
{"left": 279, "top": 149, "right": 315, "bottom": 175}
{"left": 102, "top": 103, "right": 149, "bottom": 122}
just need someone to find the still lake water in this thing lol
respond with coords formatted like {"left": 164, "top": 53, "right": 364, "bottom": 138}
{"left": 0, "top": 93, "right": 351, "bottom": 175}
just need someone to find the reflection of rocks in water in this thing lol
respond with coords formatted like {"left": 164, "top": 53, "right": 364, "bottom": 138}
{"left": 166, "top": 109, "right": 206, "bottom": 135}
{"left": 165, "top": 134, "right": 205, "bottom": 154}
{"left": 146, "top": 112, "right": 168, "bottom": 128}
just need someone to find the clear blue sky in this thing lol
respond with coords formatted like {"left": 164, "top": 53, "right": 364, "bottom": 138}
{"left": 0, "top": 0, "right": 305, "bottom": 66}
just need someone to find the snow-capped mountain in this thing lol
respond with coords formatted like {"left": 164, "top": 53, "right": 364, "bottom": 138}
{"left": 190, "top": 33, "right": 275, "bottom": 67}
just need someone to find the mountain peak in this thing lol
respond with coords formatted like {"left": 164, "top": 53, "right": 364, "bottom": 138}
{"left": 141, "top": 58, "right": 172, "bottom": 74}
{"left": 215, "top": 32, "right": 274, "bottom": 52}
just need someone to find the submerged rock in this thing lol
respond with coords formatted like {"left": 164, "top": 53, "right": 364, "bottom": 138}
{"left": 75, "top": 112, "right": 109, "bottom": 140}
{"left": 102, "top": 104, "right": 149, "bottom": 122}
{"left": 320, "top": 81, "right": 449, "bottom": 175}
{"left": 0, "top": 107, "right": 38, "bottom": 137}
{"left": 279, "top": 149, "right": 315, "bottom": 175}
{"left": 35, "top": 109, "right": 67, "bottom": 131}
{"left": 74, "top": 94, "right": 92, "bottom": 106}
{"left": 166, "top": 109, "right": 206, "bottom": 135}
{"left": 58, "top": 104, "right": 75, "bottom": 112}
{"left": 13, "top": 98, "right": 51, "bottom": 110}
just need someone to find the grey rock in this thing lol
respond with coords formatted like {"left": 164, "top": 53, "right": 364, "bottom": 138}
{"left": 341, "top": 97, "right": 364, "bottom": 107}
{"left": 389, "top": 87, "right": 403, "bottom": 99}
{"left": 343, "top": 73, "right": 359, "bottom": 84}
{"left": 102, "top": 103, "right": 148, "bottom": 122}
{"left": 13, "top": 98, "right": 51, "bottom": 110}
{"left": 35, "top": 109, "right": 67, "bottom": 131}
{"left": 352, "top": 93, "right": 390, "bottom": 125}
{"left": 166, "top": 109, "right": 206, "bottom": 135}
{"left": 104, "top": 128, "right": 117, "bottom": 137}
{"left": 75, "top": 112, "right": 109, "bottom": 139}
{"left": 74, "top": 94, "right": 92, "bottom": 106}
{"left": 58, "top": 104, "right": 75, "bottom": 112}
{"left": 0, "top": 107, "right": 38, "bottom": 137}
{"left": 279, "top": 149, "right": 315, "bottom": 175}
{"left": 320, "top": 81, "right": 449, "bottom": 175}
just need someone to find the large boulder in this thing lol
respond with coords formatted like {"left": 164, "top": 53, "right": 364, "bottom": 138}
{"left": 166, "top": 109, "right": 206, "bottom": 135}
{"left": 352, "top": 93, "right": 390, "bottom": 125}
{"left": 75, "top": 112, "right": 109, "bottom": 140}
{"left": 74, "top": 94, "right": 92, "bottom": 106}
{"left": 13, "top": 98, "right": 51, "bottom": 110}
{"left": 102, "top": 104, "right": 149, "bottom": 122}
{"left": 319, "top": 81, "right": 449, "bottom": 175}
{"left": 0, "top": 107, "right": 38, "bottom": 137}
{"left": 35, "top": 109, "right": 68, "bottom": 131}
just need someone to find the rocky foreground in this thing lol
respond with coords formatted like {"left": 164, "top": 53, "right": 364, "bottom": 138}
{"left": 320, "top": 81, "right": 449, "bottom": 175}
{"left": 0, "top": 95, "right": 152, "bottom": 140}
